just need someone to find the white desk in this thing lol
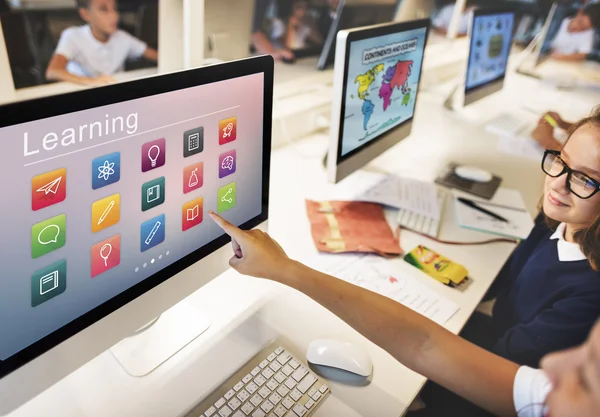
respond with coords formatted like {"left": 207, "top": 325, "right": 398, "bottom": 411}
{"left": 5, "top": 68, "right": 600, "bottom": 417}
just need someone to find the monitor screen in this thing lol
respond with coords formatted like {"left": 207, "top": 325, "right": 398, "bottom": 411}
{"left": 339, "top": 25, "right": 427, "bottom": 158}
{"left": 465, "top": 11, "right": 515, "bottom": 93}
{"left": 0, "top": 64, "right": 269, "bottom": 371}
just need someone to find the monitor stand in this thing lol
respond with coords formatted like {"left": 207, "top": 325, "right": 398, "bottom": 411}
{"left": 109, "top": 301, "right": 210, "bottom": 377}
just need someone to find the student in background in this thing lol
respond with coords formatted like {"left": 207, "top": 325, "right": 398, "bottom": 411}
{"left": 550, "top": 4, "right": 600, "bottom": 61}
{"left": 46, "top": 0, "right": 158, "bottom": 86}
{"left": 285, "top": 0, "right": 323, "bottom": 51}
{"left": 532, "top": 111, "right": 574, "bottom": 151}
{"left": 251, "top": 0, "right": 295, "bottom": 62}
{"left": 207, "top": 210, "right": 600, "bottom": 417}
{"left": 432, "top": 0, "right": 477, "bottom": 36}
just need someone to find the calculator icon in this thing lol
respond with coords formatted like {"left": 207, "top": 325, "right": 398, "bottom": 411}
{"left": 183, "top": 127, "right": 204, "bottom": 158}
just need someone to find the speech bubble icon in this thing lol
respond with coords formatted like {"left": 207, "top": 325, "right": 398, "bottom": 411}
{"left": 32, "top": 214, "right": 66, "bottom": 259}
{"left": 38, "top": 224, "right": 60, "bottom": 245}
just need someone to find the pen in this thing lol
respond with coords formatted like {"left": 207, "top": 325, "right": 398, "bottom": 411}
{"left": 544, "top": 114, "right": 558, "bottom": 128}
{"left": 98, "top": 200, "right": 115, "bottom": 225}
{"left": 457, "top": 197, "right": 509, "bottom": 223}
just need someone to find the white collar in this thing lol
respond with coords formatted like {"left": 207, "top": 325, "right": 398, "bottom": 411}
{"left": 84, "top": 25, "right": 110, "bottom": 49}
{"left": 549, "top": 223, "right": 587, "bottom": 262}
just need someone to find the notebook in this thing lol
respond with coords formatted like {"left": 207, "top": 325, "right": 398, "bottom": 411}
{"left": 453, "top": 188, "right": 534, "bottom": 240}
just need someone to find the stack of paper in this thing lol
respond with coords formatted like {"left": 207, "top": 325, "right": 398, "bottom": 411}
{"left": 453, "top": 188, "right": 534, "bottom": 240}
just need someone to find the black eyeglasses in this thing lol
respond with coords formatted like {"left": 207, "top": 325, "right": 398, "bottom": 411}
{"left": 541, "top": 150, "right": 600, "bottom": 199}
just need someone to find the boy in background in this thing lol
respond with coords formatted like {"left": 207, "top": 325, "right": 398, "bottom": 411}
{"left": 46, "top": 0, "right": 158, "bottom": 86}
{"left": 551, "top": 3, "right": 600, "bottom": 61}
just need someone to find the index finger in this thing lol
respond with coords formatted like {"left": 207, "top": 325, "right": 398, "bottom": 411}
{"left": 208, "top": 211, "right": 245, "bottom": 240}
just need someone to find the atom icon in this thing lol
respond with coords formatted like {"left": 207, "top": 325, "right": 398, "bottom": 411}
{"left": 98, "top": 160, "right": 115, "bottom": 181}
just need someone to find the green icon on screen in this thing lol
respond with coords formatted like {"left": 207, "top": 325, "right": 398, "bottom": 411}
{"left": 217, "top": 182, "right": 236, "bottom": 213}
{"left": 31, "top": 214, "right": 66, "bottom": 259}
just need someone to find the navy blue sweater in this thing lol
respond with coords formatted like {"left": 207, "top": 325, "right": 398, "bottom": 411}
{"left": 488, "top": 216, "right": 600, "bottom": 368}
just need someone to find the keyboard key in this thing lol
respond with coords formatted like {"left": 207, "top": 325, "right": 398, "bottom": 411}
{"left": 291, "top": 367, "right": 308, "bottom": 382}
{"left": 284, "top": 377, "right": 297, "bottom": 390}
{"left": 304, "top": 400, "right": 314, "bottom": 409}
{"left": 251, "top": 367, "right": 261, "bottom": 376}
{"left": 281, "top": 365, "right": 294, "bottom": 376}
{"left": 282, "top": 397, "right": 295, "bottom": 410}
{"left": 232, "top": 412, "right": 244, "bottom": 417}
{"left": 258, "top": 386, "right": 271, "bottom": 399}
{"left": 242, "top": 374, "right": 253, "bottom": 384}
{"left": 293, "top": 405, "right": 308, "bottom": 416}
{"left": 307, "top": 388, "right": 317, "bottom": 398}
{"left": 288, "top": 360, "right": 300, "bottom": 370}
{"left": 219, "top": 406, "right": 233, "bottom": 417}
{"left": 289, "top": 389, "right": 302, "bottom": 402}
{"left": 274, "top": 405, "right": 287, "bottom": 417}
{"left": 319, "top": 385, "right": 328, "bottom": 394}
{"left": 260, "top": 400, "right": 274, "bottom": 414}
{"left": 237, "top": 389, "right": 250, "bottom": 403}
{"left": 228, "top": 398, "right": 241, "bottom": 411}
{"left": 241, "top": 402, "right": 254, "bottom": 416}
{"left": 269, "top": 393, "right": 282, "bottom": 405}
{"left": 275, "top": 347, "right": 284, "bottom": 355}
{"left": 277, "top": 386, "right": 290, "bottom": 398}
{"left": 267, "top": 353, "right": 278, "bottom": 362}
{"left": 204, "top": 406, "right": 217, "bottom": 416}
{"left": 269, "top": 361, "right": 282, "bottom": 372}
{"left": 262, "top": 368, "right": 275, "bottom": 380}
{"left": 277, "top": 352, "right": 292, "bottom": 365}
{"left": 259, "top": 360, "right": 269, "bottom": 369}
{"left": 234, "top": 382, "right": 245, "bottom": 392}
{"left": 311, "top": 392, "right": 322, "bottom": 402}
{"left": 251, "top": 411, "right": 265, "bottom": 417}
{"left": 274, "top": 371, "right": 287, "bottom": 384}
{"left": 254, "top": 375, "right": 267, "bottom": 387}
{"left": 250, "top": 394, "right": 262, "bottom": 407}
{"left": 215, "top": 398, "right": 226, "bottom": 409}
{"left": 266, "top": 379, "right": 279, "bottom": 391}
{"left": 225, "top": 390, "right": 236, "bottom": 400}
{"left": 246, "top": 382, "right": 259, "bottom": 394}
{"left": 296, "top": 374, "right": 317, "bottom": 393}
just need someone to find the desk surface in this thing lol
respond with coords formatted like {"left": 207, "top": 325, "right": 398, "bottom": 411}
{"left": 5, "top": 66, "right": 600, "bottom": 417}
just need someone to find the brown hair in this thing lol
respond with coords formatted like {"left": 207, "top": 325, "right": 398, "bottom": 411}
{"left": 543, "top": 106, "right": 600, "bottom": 271}
{"left": 77, "top": 0, "right": 90, "bottom": 8}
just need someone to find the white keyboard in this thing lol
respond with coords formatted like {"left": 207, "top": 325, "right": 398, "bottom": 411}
{"left": 396, "top": 189, "right": 446, "bottom": 238}
{"left": 485, "top": 113, "right": 530, "bottom": 137}
{"left": 186, "top": 342, "right": 330, "bottom": 417}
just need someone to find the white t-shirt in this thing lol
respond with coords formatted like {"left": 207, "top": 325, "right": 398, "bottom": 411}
{"left": 552, "top": 18, "right": 595, "bottom": 55}
{"left": 513, "top": 366, "right": 552, "bottom": 417}
{"left": 433, "top": 4, "right": 471, "bottom": 35}
{"left": 55, "top": 25, "right": 147, "bottom": 77}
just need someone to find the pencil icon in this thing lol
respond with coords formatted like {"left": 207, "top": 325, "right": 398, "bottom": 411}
{"left": 98, "top": 200, "right": 115, "bottom": 225}
{"left": 145, "top": 221, "right": 161, "bottom": 245}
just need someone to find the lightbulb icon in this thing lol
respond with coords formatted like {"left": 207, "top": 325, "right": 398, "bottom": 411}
{"left": 148, "top": 145, "right": 160, "bottom": 168}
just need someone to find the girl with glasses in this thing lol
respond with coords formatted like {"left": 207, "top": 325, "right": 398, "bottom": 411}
{"left": 208, "top": 211, "right": 600, "bottom": 417}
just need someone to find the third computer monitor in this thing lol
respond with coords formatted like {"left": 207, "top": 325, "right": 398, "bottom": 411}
{"left": 464, "top": 8, "right": 515, "bottom": 106}
{"left": 327, "top": 19, "right": 430, "bottom": 183}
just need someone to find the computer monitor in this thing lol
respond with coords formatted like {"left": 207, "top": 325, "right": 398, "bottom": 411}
{"left": 516, "top": 2, "right": 559, "bottom": 77}
{"left": 463, "top": 8, "right": 515, "bottom": 106}
{"left": 327, "top": 19, "right": 430, "bottom": 183}
{"left": 0, "top": 56, "right": 273, "bottom": 413}
{"left": 317, "top": 0, "right": 401, "bottom": 70}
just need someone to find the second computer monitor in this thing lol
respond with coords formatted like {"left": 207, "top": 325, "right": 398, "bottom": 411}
{"left": 464, "top": 8, "right": 515, "bottom": 106}
{"left": 327, "top": 19, "right": 430, "bottom": 183}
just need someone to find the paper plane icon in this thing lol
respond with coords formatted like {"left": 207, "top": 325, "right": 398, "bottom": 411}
{"left": 36, "top": 177, "right": 62, "bottom": 195}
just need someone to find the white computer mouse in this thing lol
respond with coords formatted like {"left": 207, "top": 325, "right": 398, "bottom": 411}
{"left": 454, "top": 165, "right": 493, "bottom": 183}
{"left": 306, "top": 339, "right": 373, "bottom": 377}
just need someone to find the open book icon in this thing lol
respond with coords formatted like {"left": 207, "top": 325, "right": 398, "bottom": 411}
{"left": 186, "top": 205, "right": 199, "bottom": 221}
